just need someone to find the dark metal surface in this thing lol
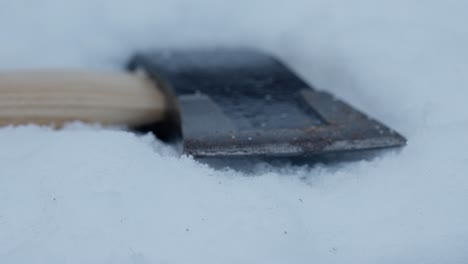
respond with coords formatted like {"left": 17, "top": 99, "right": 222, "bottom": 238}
{"left": 128, "top": 49, "right": 406, "bottom": 158}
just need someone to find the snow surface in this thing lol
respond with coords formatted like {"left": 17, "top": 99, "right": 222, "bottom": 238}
{"left": 1, "top": 0, "right": 468, "bottom": 263}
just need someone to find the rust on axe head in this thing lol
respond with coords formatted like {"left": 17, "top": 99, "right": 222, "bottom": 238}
{"left": 127, "top": 49, "right": 406, "bottom": 158}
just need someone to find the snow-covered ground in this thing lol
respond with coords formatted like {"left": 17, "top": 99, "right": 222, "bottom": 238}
{"left": 1, "top": 0, "right": 468, "bottom": 263}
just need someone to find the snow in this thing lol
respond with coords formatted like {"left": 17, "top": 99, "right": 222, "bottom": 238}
{"left": 1, "top": 0, "right": 468, "bottom": 263}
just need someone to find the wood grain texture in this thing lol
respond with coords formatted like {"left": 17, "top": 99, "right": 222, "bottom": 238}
{"left": 0, "top": 71, "right": 167, "bottom": 127}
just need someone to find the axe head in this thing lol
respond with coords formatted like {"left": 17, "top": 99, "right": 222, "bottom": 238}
{"left": 128, "top": 49, "right": 406, "bottom": 158}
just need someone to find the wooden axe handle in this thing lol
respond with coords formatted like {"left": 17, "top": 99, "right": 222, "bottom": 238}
{"left": 0, "top": 71, "right": 169, "bottom": 128}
